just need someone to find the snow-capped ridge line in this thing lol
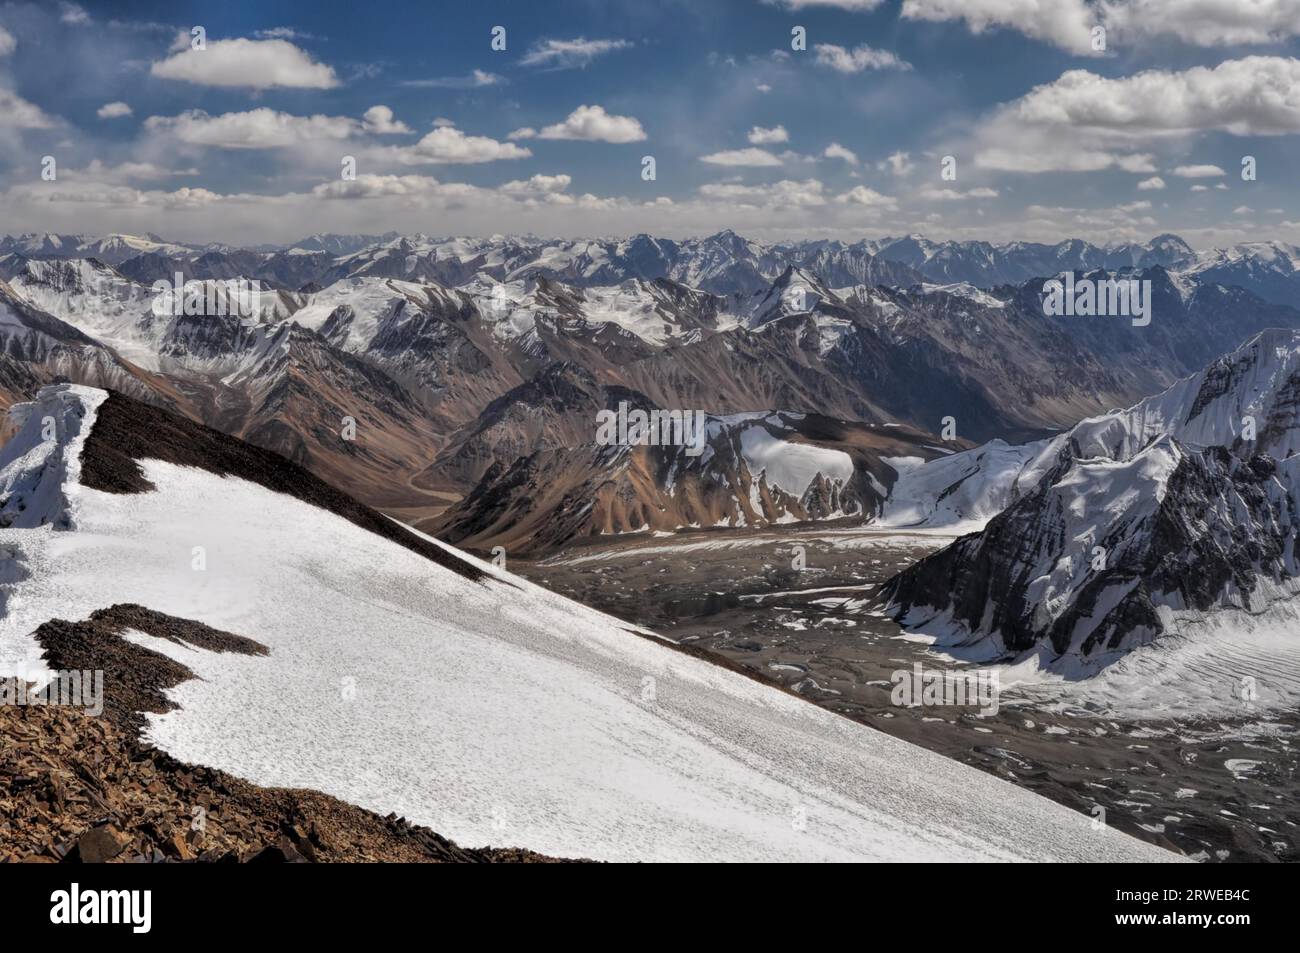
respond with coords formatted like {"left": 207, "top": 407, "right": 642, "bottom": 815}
{"left": 0, "top": 383, "right": 107, "bottom": 531}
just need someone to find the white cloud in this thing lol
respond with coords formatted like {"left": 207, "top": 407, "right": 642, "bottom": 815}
{"left": 0, "top": 88, "right": 56, "bottom": 129}
{"left": 97, "top": 101, "right": 133, "bottom": 120}
{"left": 59, "top": 3, "right": 89, "bottom": 25}
{"left": 902, "top": 0, "right": 1100, "bottom": 55}
{"left": 1190, "top": 184, "right": 1209, "bottom": 192}
{"left": 518, "top": 105, "right": 647, "bottom": 143}
{"left": 1172, "top": 164, "right": 1227, "bottom": 177}
{"left": 748, "top": 125, "right": 789, "bottom": 145}
{"left": 814, "top": 43, "right": 911, "bottom": 73}
{"left": 908, "top": 0, "right": 1300, "bottom": 52}
{"left": 1105, "top": 0, "right": 1300, "bottom": 47}
{"left": 0, "top": 25, "right": 15, "bottom": 56}
{"left": 498, "top": 173, "right": 573, "bottom": 195}
{"left": 1234, "top": 205, "right": 1254, "bottom": 214}
{"left": 756, "top": 83, "right": 773, "bottom": 93}
{"left": 150, "top": 38, "right": 339, "bottom": 90}
{"left": 971, "top": 57, "right": 1300, "bottom": 174}
{"left": 401, "top": 69, "right": 503, "bottom": 89}
{"left": 1136, "top": 175, "right": 1166, "bottom": 190}
{"left": 1117, "top": 200, "right": 1152, "bottom": 212}
{"left": 836, "top": 185, "right": 897, "bottom": 208}
{"left": 699, "top": 179, "right": 828, "bottom": 207}
{"left": 520, "top": 38, "right": 633, "bottom": 69}
{"left": 254, "top": 27, "right": 316, "bottom": 41}
{"left": 765, "top": 0, "right": 886, "bottom": 9}
{"left": 146, "top": 108, "right": 360, "bottom": 149}
{"left": 80, "top": 160, "right": 199, "bottom": 183}
{"left": 393, "top": 125, "right": 532, "bottom": 164}
{"left": 823, "top": 142, "right": 859, "bottom": 165}
{"left": 313, "top": 174, "right": 449, "bottom": 200}
{"left": 362, "top": 105, "right": 411, "bottom": 135}
{"left": 1012, "top": 59, "right": 1300, "bottom": 137}
{"left": 918, "top": 186, "right": 999, "bottom": 200}
{"left": 699, "top": 147, "right": 784, "bottom": 167}
{"left": 878, "top": 151, "right": 915, "bottom": 176}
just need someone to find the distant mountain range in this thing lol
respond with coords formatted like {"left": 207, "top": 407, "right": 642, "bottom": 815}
{"left": 0, "top": 230, "right": 1297, "bottom": 558}
{"left": 2, "top": 228, "right": 1292, "bottom": 296}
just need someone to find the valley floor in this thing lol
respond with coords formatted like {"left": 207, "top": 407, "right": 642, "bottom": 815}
{"left": 518, "top": 523, "right": 1300, "bottom": 863}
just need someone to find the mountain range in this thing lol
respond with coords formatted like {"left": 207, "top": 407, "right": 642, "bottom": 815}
{"left": 2, "top": 231, "right": 1300, "bottom": 560}
{"left": 878, "top": 328, "right": 1300, "bottom": 684}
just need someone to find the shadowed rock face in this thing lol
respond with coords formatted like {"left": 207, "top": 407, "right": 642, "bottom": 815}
{"left": 882, "top": 443, "right": 1300, "bottom": 665}
{"left": 880, "top": 330, "right": 1300, "bottom": 674}
{"left": 432, "top": 408, "right": 956, "bottom": 557}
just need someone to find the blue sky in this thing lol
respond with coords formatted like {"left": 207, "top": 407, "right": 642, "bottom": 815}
{"left": 0, "top": 0, "right": 1298, "bottom": 247}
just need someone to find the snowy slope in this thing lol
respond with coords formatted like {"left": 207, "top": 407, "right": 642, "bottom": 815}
{"left": 0, "top": 385, "right": 1174, "bottom": 863}
{"left": 877, "top": 327, "right": 1300, "bottom": 531}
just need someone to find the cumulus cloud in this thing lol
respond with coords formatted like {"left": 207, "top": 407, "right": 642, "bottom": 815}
{"left": 146, "top": 108, "right": 360, "bottom": 149}
{"left": 918, "top": 186, "right": 999, "bottom": 200}
{"left": 748, "top": 125, "right": 789, "bottom": 144}
{"left": 836, "top": 185, "right": 897, "bottom": 208}
{"left": 878, "top": 151, "right": 915, "bottom": 176}
{"left": 0, "top": 25, "right": 15, "bottom": 56}
{"left": 312, "top": 174, "right": 448, "bottom": 200}
{"left": 1010, "top": 59, "right": 1300, "bottom": 137}
{"left": 0, "top": 88, "right": 56, "bottom": 129}
{"left": 903, "top": 0, "right": 1300, "bottom": 52}
{"left": 80, "top": 160, "right": 199, "bottom": 183}
{"left": 150, "top": 38, "right": 339, "bottom": 90}
{"left": 699, "top": 147, "right": 784, "bottom": 167}
{"left": 59, "top": 3, "right": 89, "bottom": 25}
{"left": 498, "top": 173, "right": 573, "bottom": 195}
{"left": 970, "top": 57, "right": 1300, "bottom": 174}
{"left": 1137, "top": 175, "right": 1166, "bottom": 190}
{"left": 1104, "top": 0, "right": 1300, "bottom": 47}
{"left": 393, "top": 125, "right": 532, "bottom": 164}
{"left": 823, "top": 143, "right": 859, "bottom": 165}
{"left": 97, "top": 101, "right": 133, "bottom": 119}
{"left": 520, "top": 38, "right": 633, "bottom": 69}
{"left": 699, "top": 179, "right": 828, "bottom": 207}
{"left": 362, "top": 105, "right": 411, "bottom": 134}
{"left": 512, "top": 105, "right": 647, "bottom": 143}
{"left": 814, "top": 43, "right": 911, "bottom": 73}
{"left": 145, "top": 105, "right": 419, "bottom": 150}
{"left": 901, "top": 0, "right": 1101, "bottom": 56}
{"left": 1172, "top": 164, "right": 1227, "bottom": 177}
